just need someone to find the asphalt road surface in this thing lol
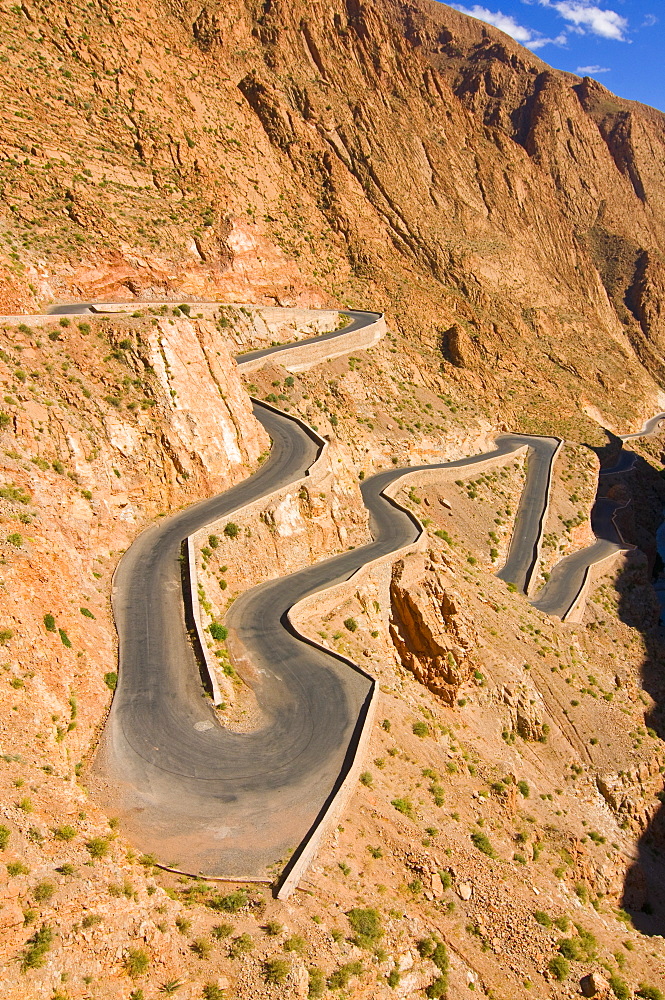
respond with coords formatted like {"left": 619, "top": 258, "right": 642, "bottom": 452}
{"left": 235, "top": 309, "right": 383, "bottom": 368}
{"left": 91, "top": 411, "right": 545, "bottom": 877}
{"left": 495, "top": 437, "right": 560, "bottom": 594}
{"left": 532, "top": 499, "right": 625, "bottom": 617}
{"left": 533, "top": 415, "right": 665, "bottom": 619}
{"left": 75, "top": 298, "right": 661, "bottom": 876}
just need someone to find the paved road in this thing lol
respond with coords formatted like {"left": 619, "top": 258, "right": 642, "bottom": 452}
{"left": 235, "top": 309, "right": 383, "bottom": 368}
{"left": 70, "top": 298, "right": 661, "bottom": 874}
{"left": 532, "top": 499, "right": 625, "bottom": 617}
{"left": 620, "top": 413, "right": 665, "bottom": 441}
{"left": 495, "top": 437, "right": 560, "bottom": 594}
{"left": 533, "top": 415, "right": 665, "bottom": 619}
{"left": 45, "top": 302, "right": 383, "bottom": 371}
{"left": 91, "top": 410, "right": 546, "bottom": 876}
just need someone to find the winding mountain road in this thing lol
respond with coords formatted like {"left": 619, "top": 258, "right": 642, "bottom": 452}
{"left": 40, "top": 300, "right": 662, "bottom": 884}
{"left": 532, "top": 414, "right": 665, "bottom": 619}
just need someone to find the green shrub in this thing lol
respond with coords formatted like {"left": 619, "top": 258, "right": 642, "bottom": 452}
{"left": 284, "top": 934, "right": 306, "bottom": 953}
{"left": 80, "top": 607, "right": 95, "bottom": 619}
{"left": 609, "top": 976, "right": 630, "bottom": 1000}
{"left": 533, "top": 911, "right": 551, "bottom": 927}
{"left": 104, "top": 672, "right": 117, "bottom": 691}
{"left": 228, "top": 933, "right": 253, "bottom": 958}
{"left": 190, "top": 937, "right": 211, "bottom": 958}
{"left": 208, "top": 534, "right": 219, "bottom": 548}
{"left": 20, "top": 923, "right": 53, "bottom": 971}
{"left": 391, "top": 798, "right": 415, "bottom": 819}
{"left": 412, "top": 721, "right": 429, "bottom": 738}
{"left": 264, "top": 957, "right": 290, "bottom": 984}
{"left": 43, "top": 613, "right": 56, "bottom": 632}
{"left": 548, "top": 955, "right": 569, "bottom": 980}
{"left": 347, "top": 908, "right": 382, "bottom": 949}
{"left": 0, "top": 628, "right": 14, "bottom": 644}
{"left": 426, "top": 977, "right": 448, "bottom": 999}
{"left": 0, "top": 484, "right": 30, "bottom": 504}
{"left": 359, "top": 771, "right": 373, "bottom": 787}
{"left": 123, "top": 947, "right": 149, "bottom": 977}
{"left": 517, "top": 780, "right": 530, "bottom": 798}
{"left": 33, "top": 882, "right": 54, "bottom": 902}
{"left": 223, "top": 522, "right": 239, "bottom": 539}
{"left": 470, "top": 831, "right": 496, "bottom": 858}
{"left": 209, "top": 890, "right": 247, "bottom": 913}
{"left": 308, "top": 966, "right": 325, "bottom": 997}
{"left": 343, "top": 617, "right": 358, "bottom": 632}
{"left": 202, "top": 986, "right": 224, "bottom": 1000}
{"left": 209, "top": 622, "right": 228, "bottom": 642}
{"left": 7, "top": 861, "right": 29, "bottom": 876}
{"left": 58, "top": 628, "right": 72, "bottom": 648}
{"left": 637, "top": 986, "right": 665, "bottom": 1000}
{"left": 211, "top": 923, "right": 234, "bottom": 939}
{"left": 85, "top": 837, "right": 109, "bottom": 860}
{"left": 557, "top": 925, "right": 597, "bottom": 962}
{"left": 6, "top": 532, "right": 22, "bottom": 547}
{"left": 328, "top": 961, "right": 364, "bottom": 989}
{"left": 0, "top": 825, "right": 10, "bottom": 849}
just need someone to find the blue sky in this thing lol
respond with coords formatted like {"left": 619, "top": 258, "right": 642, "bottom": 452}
{"left": 439, "top": 1, "right": 664, "bottom": 111}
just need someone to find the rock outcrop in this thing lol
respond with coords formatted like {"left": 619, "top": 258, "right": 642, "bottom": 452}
{"left": 389, "top": 554, "right": 476, "bottom": 703}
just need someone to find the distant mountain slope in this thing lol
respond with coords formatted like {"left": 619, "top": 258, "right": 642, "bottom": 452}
{"left": 1, "top": 0, "right": 664, "bottom": 432}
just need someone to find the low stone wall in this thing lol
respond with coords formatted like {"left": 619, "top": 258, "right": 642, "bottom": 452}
{"left": 562, "top": 548, "right": 632, "bottom": 624}
{"left": 276, "top": 682, "right": 379, "bottom": 899}
{"left": 183, "top": 537, "right": 223, "bottom": 706}
{"left": 236, "top": 314, "right": 386, "bottom": 373}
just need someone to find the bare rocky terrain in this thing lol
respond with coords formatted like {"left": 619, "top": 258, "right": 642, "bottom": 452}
{"left": 1, "top": 1, "right": 665, "bottom": 998}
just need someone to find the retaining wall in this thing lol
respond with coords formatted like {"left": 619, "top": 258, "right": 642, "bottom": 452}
{"left": 236, "top": 314, "right": 386, "bottom": 373}
{"left": 182, "top": 537, "right": 223, "bottom": 706}
{"left": 562, "top": 547, "right": 631, "bottom": 624}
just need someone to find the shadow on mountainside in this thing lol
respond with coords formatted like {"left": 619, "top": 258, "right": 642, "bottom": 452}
{"left": 604, "top": 445, "right": 665, "bottom": 936}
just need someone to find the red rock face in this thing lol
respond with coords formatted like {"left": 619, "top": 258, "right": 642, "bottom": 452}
{"left": 389, "top": 555, "right": 476, "bottom": 703}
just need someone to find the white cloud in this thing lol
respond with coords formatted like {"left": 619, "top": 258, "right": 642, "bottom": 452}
{"left": 448, "top": 4, "right": 538, "bottom": 43}
{"left": 576, "top": 64, "right": 611, "bottom": 73}
{"left": 535, "top": 1, "right": 629, "bottom": 41}
{"left": 448, "top": 3, "right": 567, "bottom": 49}
{"left": 642, "top": 14, "right": 658, "bottom": 28}
{"left": 528, "top": 31, "right": 568, "bottom": 49}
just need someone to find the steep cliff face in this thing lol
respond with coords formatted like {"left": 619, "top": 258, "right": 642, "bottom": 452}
{"left": 1, "top": 0, "right": 665, "bottom": 435}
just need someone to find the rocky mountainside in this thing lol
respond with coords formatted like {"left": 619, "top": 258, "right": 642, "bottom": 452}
{"left": 1, "top": 2, "right": 665, "bottom": 999}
